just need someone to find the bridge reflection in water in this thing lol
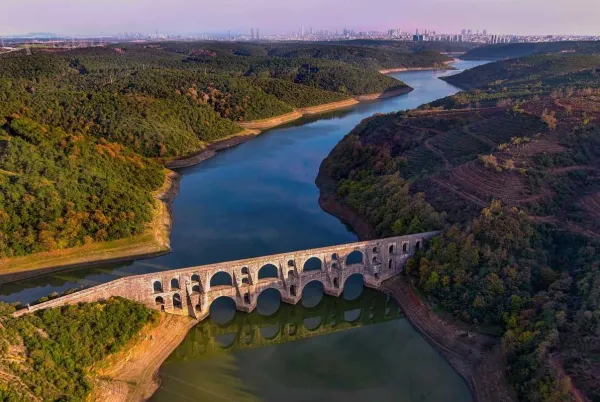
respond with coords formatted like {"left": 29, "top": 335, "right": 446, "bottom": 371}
{"left": 166, "top": 275, "right": 400, "bottom": 361}
{"left": 152, "top": 276, "right": 472, "bottom": 402}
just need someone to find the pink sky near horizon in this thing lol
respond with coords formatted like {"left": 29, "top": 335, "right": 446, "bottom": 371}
{"left": 1, "top": 0, "right": 599, "bottom": 36}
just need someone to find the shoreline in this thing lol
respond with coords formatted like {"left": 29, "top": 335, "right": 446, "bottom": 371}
{"left": 379, "top": 59, "right": 458, "bottom": 75}
{"left": 314, "top": 165, "right": 515, "bottom": 402}
{"left": 0, "top": 170, "right": 181, "bottom": 285}
{"left": 90, "top": 313, "right": 197, "bottom": 402}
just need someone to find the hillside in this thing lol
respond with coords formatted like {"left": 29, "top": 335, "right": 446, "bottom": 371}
{"left": 461, "top": 40, "right": 600, "bottom": 60}
{"left": 0, "top": 41, "right": 451, "bottom": 263}
{"left": 318, "top": 54, "right": 600, "bottom": 401}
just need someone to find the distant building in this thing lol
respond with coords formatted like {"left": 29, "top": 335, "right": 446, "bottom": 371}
{"left": 251, "top": 28, "right": 254, "bottom": 40}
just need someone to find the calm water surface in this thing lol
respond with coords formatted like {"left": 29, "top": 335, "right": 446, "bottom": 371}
{"left": 2, "top": 60, "right": 489, "bottom": 401}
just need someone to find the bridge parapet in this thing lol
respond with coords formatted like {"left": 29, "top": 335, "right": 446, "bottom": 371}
{"left": 13, "top": 232, "right": 439, "bottom": 319}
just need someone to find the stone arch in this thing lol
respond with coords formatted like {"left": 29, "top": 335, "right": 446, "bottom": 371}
{"left": 389, "top": 244, "right": 395, "bottom": 254}
{"left": 289, "top": 285, "right": 297, "bottom": 297}
{"left": 241, "top": 267, "right": 249, "bottom": 274}
{"left": 242, "top": 277, "right": 250, "bottom": 285}
{"left": 257, "top": 288, "right": 281, "bottom": 317}
{"left": 209, "top": 296, "right": 237, "bottom": 325}
{"left": 372, "top": 246, "right": 379, "bottom": 253}
{"left": 343, "top": 273, "right": 365, "bottom": 301}
{"left": 345, "top": 250, "right": 364, "bottom": 265}
{"left": 153, "top": 280, "right": 163, "bottom": 293}
{"left": 416, "top": 240, "right": 423, "bottom": 251}
{"left": 402, "top": 242, "right": 409, "bottom": 253}
{"left": 258, "top": 264, "right": 278, "bottom": 280}
{"left": 333, "top": 277, "right": 340, "bottom": 288}
{"left": 372, "top": 255, "right": 377, "bottom": 263}
{"left": 287, "top": 259, "right": 295, "bottom": 267}
{"left": 192, "top": 284, "right": 201, "bottom": 293}
{"left": 331, "top": 253, "right": 339, "bottom": 261}
{"left": 388, "top": 259, "right": 393, "bottom": 270}
{"left": 170, "top": 278, "right": 180, "bottom": 290}
{"left": 191, "top": 274, "right": 200, "bottom": 282}
{"left": 210, "top": 271, "right": 233, "bottom": 287}
{"left": 303, "top": 257, "right": 322, "bottom": 272}
{"left": 155, "top": 296, "right": 165, "bottom": 305}
{"left": 287, "top": 269, "right": 295, "bottom": 278}
{"left": 173, "top": 293, "right": 182, "bottom": 309}
{"left": 301, "top": 279, "right": 325, "bottom": 308}
{"left": 331, "top": 262, "right": 339, "bottom": 270}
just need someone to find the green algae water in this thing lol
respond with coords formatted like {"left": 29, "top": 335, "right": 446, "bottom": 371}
{"left": 150, "top": 279, "right": 472, "bottom": 402}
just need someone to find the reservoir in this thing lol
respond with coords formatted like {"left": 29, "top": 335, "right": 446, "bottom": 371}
{"left": 2, "top": 60, "right": 489, "bottom": 401}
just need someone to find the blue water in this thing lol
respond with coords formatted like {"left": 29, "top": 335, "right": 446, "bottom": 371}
{"left": 0, "top": 60, "right": 489, "bottom": 305}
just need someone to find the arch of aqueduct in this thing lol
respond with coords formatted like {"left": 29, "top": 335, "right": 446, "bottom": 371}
{"left": 16, "top": 232, "right": 439, "bottom": 320}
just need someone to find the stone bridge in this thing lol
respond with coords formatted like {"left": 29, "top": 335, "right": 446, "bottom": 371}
{"left": 15, "top": 232, "right": 438, "bottom": 320}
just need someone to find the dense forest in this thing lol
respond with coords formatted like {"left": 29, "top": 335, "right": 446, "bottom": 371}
{"left": 319, "top": 49, "right": 600, "bottom": 401}
{"left": 0, "top": 298, "right": 156, "bottom": 401}
{"left": 0, "top": 41, "right": 453, "bottom": 260}
{"left": 460, "top": 40, "right": 600, "bottom": 60}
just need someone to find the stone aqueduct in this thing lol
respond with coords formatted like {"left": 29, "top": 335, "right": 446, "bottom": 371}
{"left": 16, "top": 232, "right": 439, "bottom": 320}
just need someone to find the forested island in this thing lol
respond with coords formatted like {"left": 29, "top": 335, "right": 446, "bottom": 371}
{"left": 318, "top": 48, "right": 600, "bottom": 401}
{"left": 0, "top": 41, "right": 460, "bottom": 276}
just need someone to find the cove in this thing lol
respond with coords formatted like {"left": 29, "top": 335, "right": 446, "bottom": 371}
{"left": 0, "top": 60, "right": 488, "bottom": 304}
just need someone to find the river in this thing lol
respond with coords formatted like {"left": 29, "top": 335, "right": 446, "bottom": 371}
{"left": 2, "top": 60, "right": 489, "bottom": 401}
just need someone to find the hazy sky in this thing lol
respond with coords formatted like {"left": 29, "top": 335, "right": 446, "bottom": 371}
{"left": 2, "top": 0, "right": 599, "bottom": 36}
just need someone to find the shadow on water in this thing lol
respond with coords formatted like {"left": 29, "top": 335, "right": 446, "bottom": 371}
{"left": 1, "top": 60, "right": 491, "bottom": 313}
{"left": 151, "top": 284, "right": 472, "bottom": 402}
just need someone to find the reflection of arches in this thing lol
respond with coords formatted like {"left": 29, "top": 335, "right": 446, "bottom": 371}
{"left": 173, "top": 294, "right": 182, "bottom": 309}
{"left": 210, "top": 271, "right": 233, "bottom": 287}
{"left": 303, "top": 316, "right": 322, "bottom": 331}
{"left": 153, "top": 281, "right": 162, "bottom": 293}
{"left": 258, "top": 264, "right": 278, "bottom": 279}
{"left": 191, "top": 274, "right": 200, "bottom": 282}
{"left": 170, "top": 278, "right": 180, "bottom": 290}
{"left": 215, "top": 333, "right": 236, "bottom": 349}
{"left": 303, "top": 257, "right": 322, "bottom": 272}
{"left": 155, "top": 296, "right": 164, "bottom": 305}
{"left": 345, "top": 250, "right": 363, "bottom": 265}
{"left": 344, "top": 308, "right": 362, "bottom": 322}
{"left": 259, "top": 324, "right": 280, "bottom": 340}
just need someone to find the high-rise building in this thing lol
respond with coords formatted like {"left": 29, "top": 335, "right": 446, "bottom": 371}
{"left": 251, "top": 28, "right": 254, "bottom": 40}
{"left": 461, "top": 29, "right": 467, "bottom": 36}
{"left": 483, "top": 29, "right": 488, "bottom": 36}
{"left": 301, "top": 26, "right": 304, "bottom": 37}
{"left": 256, "top": 28, "right": 259, "bottom": 40}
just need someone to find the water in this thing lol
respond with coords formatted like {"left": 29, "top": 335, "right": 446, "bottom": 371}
{"left": 150, "top": 278, "right": 472, "bottom": 402}
{"left": 1, "top": 60, "right": 488, "bottom": 304}
{"left": 2, "top": 60, "right": 490, "bottom": 401}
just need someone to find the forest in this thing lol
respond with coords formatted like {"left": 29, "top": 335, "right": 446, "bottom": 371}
{"left": 0, "top": 41, "right": 451, "bottom": 260}
{"left": 460, "top": 40, "right": 600, "bottom": 60}
{"left": 0, "top": 298, "right": 156, "bottom": 401}
{"left": 318, "top": 49, "right": 600, "bottom": 401}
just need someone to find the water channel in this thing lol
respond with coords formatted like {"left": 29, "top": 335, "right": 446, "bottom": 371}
{"left": 2, "top": 60, "right": 489, "bottom": 401}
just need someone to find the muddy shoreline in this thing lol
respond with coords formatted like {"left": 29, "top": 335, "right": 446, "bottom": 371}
{"left": 314, "top": 165, "right": 515, "bottom": 402}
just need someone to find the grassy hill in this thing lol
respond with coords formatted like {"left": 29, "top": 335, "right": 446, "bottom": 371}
{"left": 318, "top": 54, "right": 600, "bottom": 402}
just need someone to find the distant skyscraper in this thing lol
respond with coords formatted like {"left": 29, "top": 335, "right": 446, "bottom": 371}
{"left": 461, "top": 29, "right": 467, "bottom": 36}
{"left": 251, "top": 28, "right": 254, "bottom": 40}
{"left": 416, "top": 28, "right": 419, "bottom": 35}
{"left": 483, "top": 29, "right": 488, "bottom": 36}
{"left": 256, "top": 28, "right": 259, "bottom": 40}
{"left": 301, "top": 26, "right": 305, "bottom": 37}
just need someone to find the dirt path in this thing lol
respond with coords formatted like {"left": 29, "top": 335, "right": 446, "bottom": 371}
{"left": 381, "top": 276, "right": 516, "bottom": 402}
{"left": 90, "top": 314, "right": 196, "bottom": 402}
{"left": 550, "top": 165, "right": 598, "bottom": 174}
{"left": 431, "top": 178, "right": 488, "bottom": 207}
{"left": 425, "top": 138, "right": 451, "bottom": 169}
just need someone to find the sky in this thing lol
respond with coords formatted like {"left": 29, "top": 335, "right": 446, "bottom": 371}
{"left": 1, "top": 0, "right": 599, "bottom": 36}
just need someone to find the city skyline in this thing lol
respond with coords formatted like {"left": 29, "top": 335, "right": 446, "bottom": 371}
{"left": 1, "top": 0, "right": 599, "bottom": 37}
